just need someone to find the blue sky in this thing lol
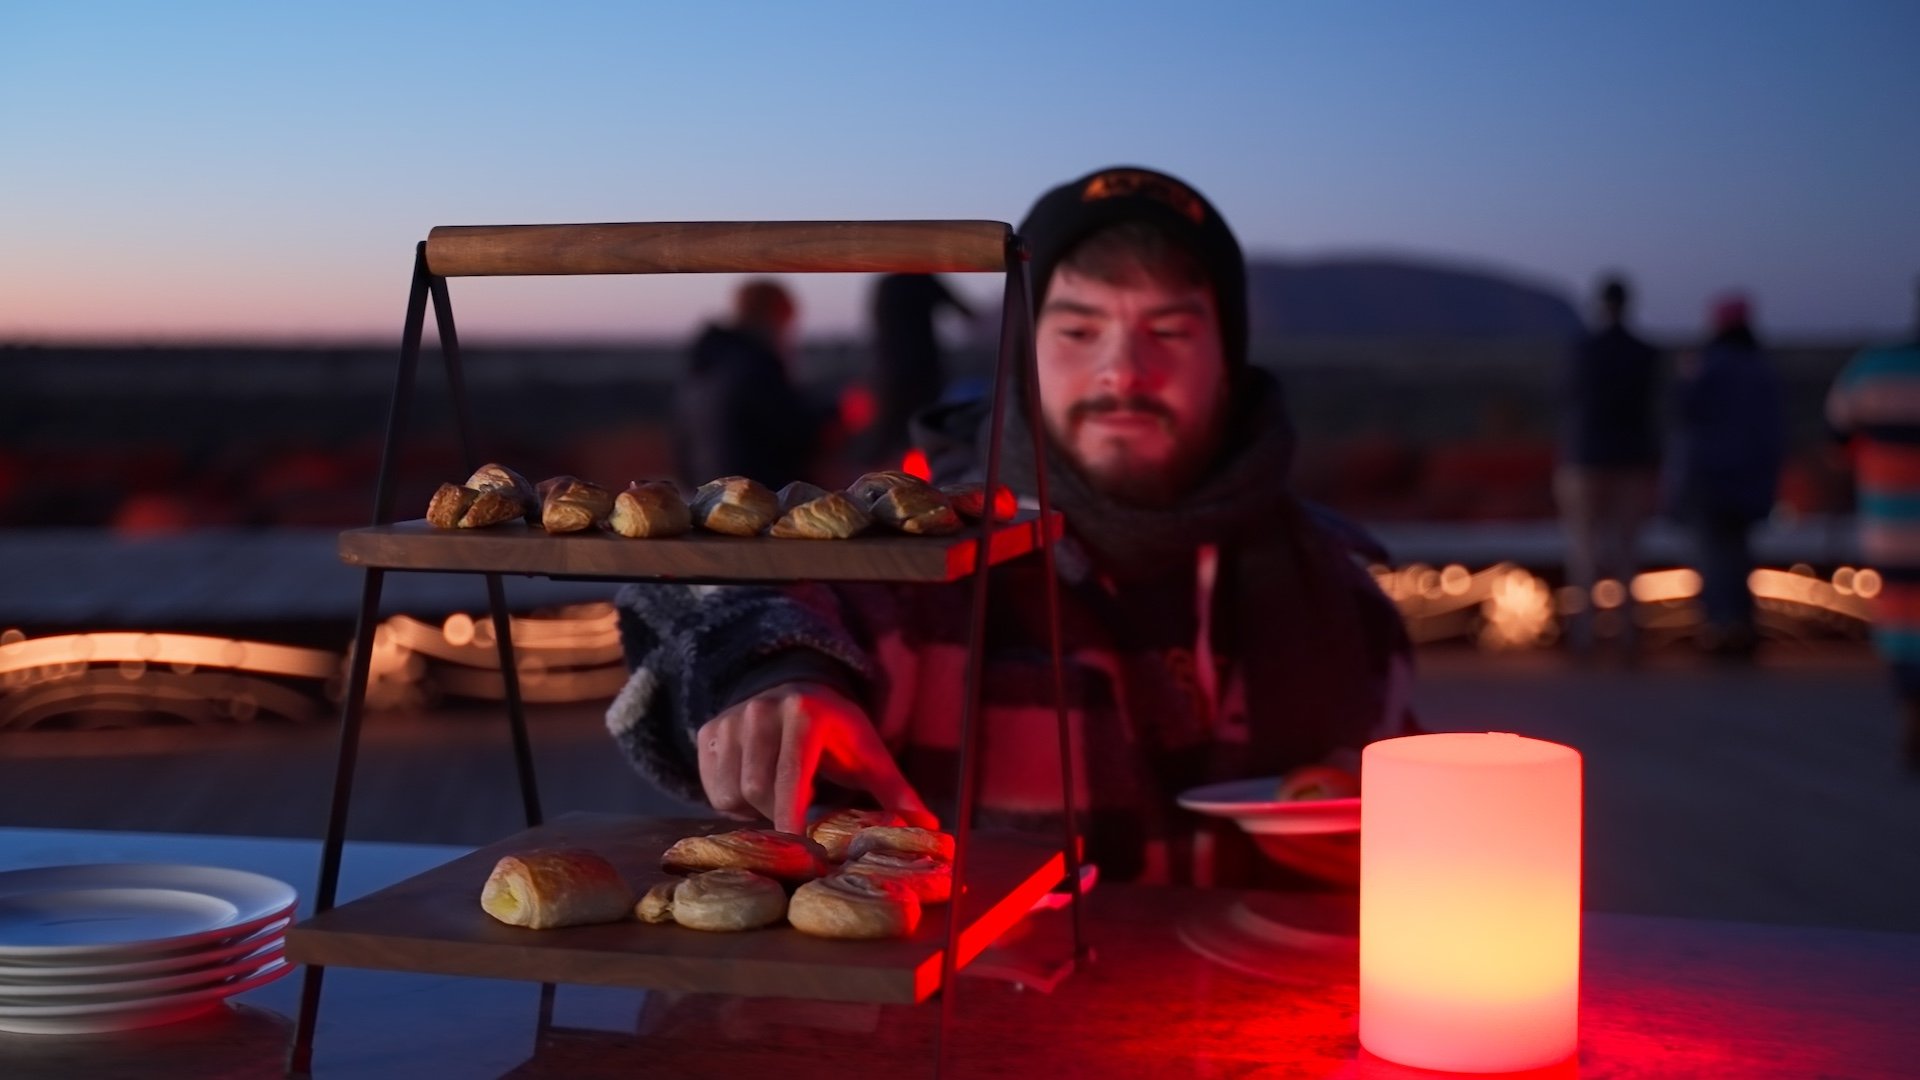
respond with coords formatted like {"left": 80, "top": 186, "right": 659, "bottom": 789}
{"left": 3, "top": 1, "right": 1917, "bottom": 342}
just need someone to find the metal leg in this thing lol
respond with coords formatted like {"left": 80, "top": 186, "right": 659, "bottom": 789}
{"left": 287, "top": 245, "right": 430, "bottom": 1078}
{"left": 1009, "top": 248, "right": 1087, "bottom": 962}
{"left": 428, "top": 273, "right": 543, "bottom": 828}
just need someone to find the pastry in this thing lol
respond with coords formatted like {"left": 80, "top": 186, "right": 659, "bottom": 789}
{"left": 479, "top": 848, "right": 634, "bottom": 930}
{"left": 668, "top": 869, "right": 788, "bottom": 932}
{"left": 788, "top": 873, "right": 921, "bottom": 940}
{"left": 846, "top": 470, "right": 926, "bottom": 507}
{"left": 807, "top": 808, "right": 909, "bottom": 862}
{"left": 770, "top": 482, "right": 873, "bottom": 540}
{"left": 845, "top": 826, "right": 956, "bottom": 863}
{"left": 661, "top": 829, "right": 829, "bottom": 885}
{"left": 609, "top": 481, "right": 693, "bottom": 538}
{"left": 691, "top": 476, "right": 779, "bottom": 536}
{"left": 427, "top": 483, "right": 480, "bottom": 529}
{"left": 1274, "top": 765, "right": 1359, "bottom": 802}
{"left": 536, "top": 476, "right": 615, "bottom": 534}
{"left": 635, "top": 881, "right": 677, "bottom": 924}
{"left": 466, "top": 463, "right": 540, "bottom": 525}
{"left": 867, "top": 484, "right": 962, "bottom": 536}
{"left": 459, "top": 488, "right": 528, "bottom": 528}
{"left": 844, "top": 850, "right": 952, "bottom": 904}
{"left": 940, "top": 483, "right": 1017, "bottom": 522}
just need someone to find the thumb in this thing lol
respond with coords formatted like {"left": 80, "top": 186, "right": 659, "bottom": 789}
{"left": 840, "top": 723, "right": 938, "bottom": 830}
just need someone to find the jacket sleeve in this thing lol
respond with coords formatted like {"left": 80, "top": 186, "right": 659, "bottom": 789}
{"left": 604, "top": 582, "right": 883, "bottom": 804}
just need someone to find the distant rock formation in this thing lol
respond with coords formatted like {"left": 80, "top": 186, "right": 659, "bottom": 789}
{"left": 1245, "top": 257, "right": 1583, "bottom": 339}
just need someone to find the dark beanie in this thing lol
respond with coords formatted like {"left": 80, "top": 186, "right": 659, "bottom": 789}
{"left": 1017, "top": 166, "right": 1248, "bottom": 370}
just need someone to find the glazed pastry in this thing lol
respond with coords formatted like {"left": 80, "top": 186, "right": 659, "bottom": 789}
{"left": 634, "top": 881, "right": 677, "bottom": 924}
{"left": 788, "top": 873, "right": 921, "bottom": 940}
{"left": 770, "top": 483, "right": 873, "bottom": 540}
{"left": 845, "top": 826, "right": 956, "bottom": 863}
{"left": 467, "top": 463, "right": 540, "bottom": 525}
{"left": 691, "top": 476, "right": 779, "bottom": 536}
{"left": 536, "top": 476, "right": 615, "bottom": 534}
{"left": 867, "top": 484, "right": 962, "bottom": 535}
{"left": 940, "top": 483, "right": 1017, "bottom": 522}
{"left": 479, "top": 848, "right": 634, "bottom": 930}
{"left": 807, "top": 808, "right": 909, "bottom": 862}
{"left": 661, "top": 829, "right": 829, "bottom": 885}
{"left": 844, "top": 850, "right": 952, "bottom": 904}
{"left": 668, "top": 869, "right": 788, "bottom": 932}
{"left": 427, "top": 483, "right": 480, "bottom": 529}
{"left": 609, "top": 481, "right": 693, "bottom": 538}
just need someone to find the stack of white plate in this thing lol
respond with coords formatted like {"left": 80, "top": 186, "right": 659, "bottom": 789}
{"left": 0, "top": 864, "right": 297, "bottom": 1035}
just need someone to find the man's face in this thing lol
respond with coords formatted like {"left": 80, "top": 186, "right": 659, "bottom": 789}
{"left": 1035, "top": 265, "right": 1230, "bottom": 505}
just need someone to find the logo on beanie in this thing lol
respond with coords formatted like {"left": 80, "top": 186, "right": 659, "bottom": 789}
{"left": 1081, "top": 170, "right": 1206, "bottom": 225}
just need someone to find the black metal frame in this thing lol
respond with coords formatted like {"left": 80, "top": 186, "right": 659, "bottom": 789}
{"left": 286, "top": 233, "right": 1083, "bottom": 1078}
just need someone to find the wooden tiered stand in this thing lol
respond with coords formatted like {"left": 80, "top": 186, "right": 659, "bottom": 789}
{"left": 283, "top": 221, "right": 1085, "bottom": 1077}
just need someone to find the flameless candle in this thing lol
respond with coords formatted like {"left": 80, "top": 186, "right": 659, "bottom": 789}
{"left": 1359, "top": 732, "right": 1581, "bottom": 1073}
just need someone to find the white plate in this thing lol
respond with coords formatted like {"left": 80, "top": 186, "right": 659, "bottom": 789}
{"left": 0, "top": 864, "right": 296, "bottom": 962}
{"left": 0, "top": 938, "right": 284, "bottom": 1000}
{"left": 0, "top": 957, "right": 292, "bottom": 1034}
{"left": 1176, "top": 777, "right": 1361, "bottom": 835}
{"left": 0, "top": 916, "right": 291, "bottom": 983}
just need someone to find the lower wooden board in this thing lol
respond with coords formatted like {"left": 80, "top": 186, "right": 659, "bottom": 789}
{"left": 337, "top": 511, "right": 1062, "bottom": 584}
{"left": 286, "top": 814, "right": 1065, "bottom": 1005}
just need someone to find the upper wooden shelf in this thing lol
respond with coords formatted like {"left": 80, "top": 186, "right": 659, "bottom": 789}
{"left": 338, "top": 511, "right": 1063, "bottom": 584}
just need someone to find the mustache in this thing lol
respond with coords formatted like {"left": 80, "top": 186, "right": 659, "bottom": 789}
{"left": 1067, "top": 394, "right": 1176, "bottom": 425}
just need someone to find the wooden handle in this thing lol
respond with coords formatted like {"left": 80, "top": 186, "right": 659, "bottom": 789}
{"left": 425, "top": 220, "right": 1012, "bottom": 277}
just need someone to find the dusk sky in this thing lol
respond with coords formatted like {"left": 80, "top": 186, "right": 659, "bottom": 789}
{"left": 4, "top": 2, "right": 1917, "bottom": 344}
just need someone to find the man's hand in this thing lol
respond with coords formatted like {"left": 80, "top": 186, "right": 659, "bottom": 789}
{"left": 695, "top": 682, "right": 936, "bottom": 835}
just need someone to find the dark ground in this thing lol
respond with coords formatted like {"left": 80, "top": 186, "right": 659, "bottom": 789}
{"left": 1, "top": 644, "right": 1912, "bottom": 935}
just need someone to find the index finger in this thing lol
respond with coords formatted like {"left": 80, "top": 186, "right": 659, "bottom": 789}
{"left": 772, "top": 710, "right": 822, "bottom": 837}
{"left": 836, "top": 721, "right": 938, "bottom": 829}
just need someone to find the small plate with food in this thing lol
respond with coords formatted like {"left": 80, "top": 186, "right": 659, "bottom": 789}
{"left": 1176, "top": 766, "right": 1361, "bottom": 836}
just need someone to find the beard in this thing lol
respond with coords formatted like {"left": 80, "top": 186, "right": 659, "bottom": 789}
{"left": 1054, "top": 393, "right": 1223, "bottom": 508}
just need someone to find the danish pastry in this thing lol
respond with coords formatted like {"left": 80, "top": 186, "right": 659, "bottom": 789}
{"left": 770, "top": 482, "right": 873, "bottom": 540}
{"left": 866, "top": 484, "right": 962, "bottom": 535}
{"left": 634, "top": 881, "right": 677, "bottom": 924}
{"left": 845, "top": 826, "right": 956, "bottom": 863}
{"left": 788, "top": 872, "right": 921, "bottom": 940}
{"left": 609, "top": 480, "right": 693, "bottom": 538}
{"left": 427, "top": 483, "right": 481, "bottom": 529}
{"left": 691, "top": 476, "right": 779, "bottom": 536}
{"left": 668, "top": 869, "right": 788, "bottom": 932}
{"left": 661, "top": 829, "right": 829, "bottom": 885}
{"left": 807, "top": 808, "right": 909, "bottom": 862}
{"left": 537, "top": 476, "right": 615, "bottom": 534}
{"left": 846, "top": 470, "right": 926, "bottom": 507}
{"left": 479, "top": 848, "right": 634, "bottom": 930}
{"left": 844, "top": 850, "right": 952, "bottom": 904}
{"left": 466, "top": 463, "right": 540, "bottom": 525}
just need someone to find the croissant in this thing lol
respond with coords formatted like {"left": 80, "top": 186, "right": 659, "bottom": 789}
{"left": 668, "top": 869, "right": 788, "bottom": 932}
{"left": 609, "top": 481, "right": 693, "bottom": 538}
{"left": 460, "top": 487, "right": 533, "bottom": 529}
{"left": 537, "top": 476, "right": 615, "bottom": 534}
{"left": 635, "top": 881, "right": 677, "bottom": 924}
{"left": 770, "top": 483, "right": 873, "bottom": 540}
{"left": 807, "top": 808, "right": 909, "bottom": 862}
{"left": 661, "top": 829, "right": 828, "bottom": 885}
{"left": 466, "top": 464, "right": 540, "bottom": 525}
{"left": 427, "top": 483, "right": 481, "bottom": 529}
{"left": 479, "top": 848, "right": 634, "bottom": 929}
{"left": 940, "top": 483, "right": 1018, "bottom": 522}
{"left": 691, "top": 476, "right": 779, "bottom": 536}
{"left": 788, "top": 873, "right": 921, "bottom": 940}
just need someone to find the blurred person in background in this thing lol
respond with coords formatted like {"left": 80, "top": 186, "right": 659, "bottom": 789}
{"left": 1826, "top": 278, "right": 1920, "bottom": 771}
{"left": 1670, "top": 294, "right": 1784, "bottom": 661}
{"left": 1557, "top": 275, "right": 1662, "bottom": 659}
{"left": 862, "top": 273, "right": 975, "bottom": 467}
{"left": 675, "top": 279, "right": 832, "bottom": 489}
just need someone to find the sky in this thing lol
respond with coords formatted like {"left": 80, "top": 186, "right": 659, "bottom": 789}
{"left": 3, "top": 1, "right": 1918, "bottom": 344}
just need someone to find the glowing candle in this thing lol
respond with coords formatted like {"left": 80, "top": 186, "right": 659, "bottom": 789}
{"left": 1360, "top": 732, "right": 1582, "bottom": 1073}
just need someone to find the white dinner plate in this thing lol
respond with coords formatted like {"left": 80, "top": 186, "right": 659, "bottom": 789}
{"left": 0, "top": 864, "right": 297, "bottom": 962}
{"left": 0, "top": 957, "right": 291, "bottom": 1035}
{"left": 0, "top": 916, "right": 291, "bottom": 983}
{"left": 0, "top": 938, "right": 284, "bottom": 1001}
{"left": 1176, "top": 777, "right": 1362, "bottom": 835}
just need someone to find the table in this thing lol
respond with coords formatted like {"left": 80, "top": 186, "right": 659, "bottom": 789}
{"left": 2, "top": 827, "right": 1914, "bottom": 1079}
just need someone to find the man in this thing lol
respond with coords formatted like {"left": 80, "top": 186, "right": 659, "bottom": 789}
{"left": 1557, "top": 276, "right": 1661, "bottom": 657}
{"left": 612, "top": 167, "right": 1413, "bottom": 885}
{"left": 675, "top": 279, "right": 827, "bottom": 490}
{"left": 1827, "top": 279, "right": 1920, "bottom": 770}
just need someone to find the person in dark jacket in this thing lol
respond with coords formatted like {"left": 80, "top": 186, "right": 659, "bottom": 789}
{"left": 1670, "top": 294, "right": 1784, "bottom": 659}
{"left": 675, "top": 280, "right": 827, "bottom": 489}
{"left": 1558, "top": 276, "right": 1662, "bottom": 657}
{"left": 864, "top": 273, "right": 974, "bottom": 464}
{"left": 611, "top": 168, "right": 1414, "bottom": 886}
